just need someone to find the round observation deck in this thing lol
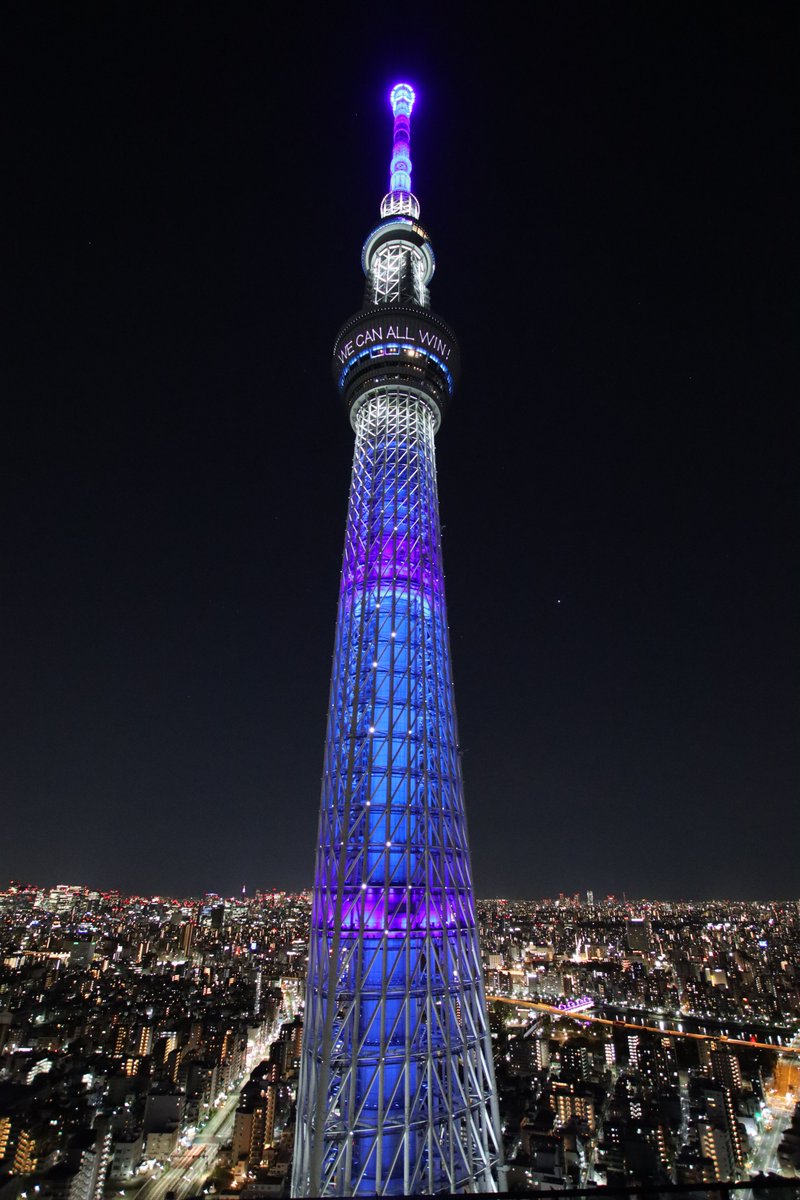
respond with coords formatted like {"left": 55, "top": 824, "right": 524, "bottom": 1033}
{"left": 332, "top": 305, "right": 460, "bottom": 430}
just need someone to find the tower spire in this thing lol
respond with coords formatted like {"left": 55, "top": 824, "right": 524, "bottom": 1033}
{"left": 388, "top": 82, "right": 415, "bottom": 197}
{"left": 381, "top": 82, "right": 420, "bottom": 219}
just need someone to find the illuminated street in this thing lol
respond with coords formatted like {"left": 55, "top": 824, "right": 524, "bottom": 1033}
{"left": 131, "top": 1090, "right": 242, "bottom": 1200}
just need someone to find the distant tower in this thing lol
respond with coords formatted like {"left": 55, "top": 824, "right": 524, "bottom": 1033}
{"left": 292, "top": 84, "right": 503, "bottom": 1196}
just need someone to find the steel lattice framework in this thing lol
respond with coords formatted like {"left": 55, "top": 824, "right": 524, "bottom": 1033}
{"left": 369, "top": 243, "right": 429, "bottom": 307}
{"left": 292, "top": 84, "right": 503, "bottom": 1197}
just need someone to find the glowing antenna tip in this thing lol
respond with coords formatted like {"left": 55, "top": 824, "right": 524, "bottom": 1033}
{"left": 390, "top": 83, "right": 415, "bottom": 115}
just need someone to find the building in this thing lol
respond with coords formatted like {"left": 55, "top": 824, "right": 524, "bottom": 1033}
{"left": 292, "top": 83, "right": 502, "bottom": 1196}
{"left": 109, "top": 1130, "right": 143, "bottom": 1180}
{"left": 65, "top": 1120, "right": 112, "bottom": 1200}
{"left": 639, "top": 1039, "right": 678, "bottom": 1094}
{"left": 0, "top": 1114, "right": 11, "bottom": 1162}
{"left": 134, "top": 1024, "right": 152, "bottom": 1058}
{"left": 549, "top": 1081, "right": 597, "bottom": 1133}
{"left": 627, "top": 1032, "right": 640, "bottom": 1068}
{"left": 709, "top": 1047, "right": 743, "bottom": 1093}
{"left": 249, "top": 1085, "right": 278, "bottom": 1166}
{"left": 774, "top": 1055, "right": 800, "bottom": 1100}
{"left": 703, "top": 1084, "right": 744, "bottom": 1168}
{"left": 232, "top": 1103, "right": 255, "bottom": 1177}
{"left": 144, "top": 1128, "right": 179, "bottom": 1161}
{"left": 560, "top": 1042, "right": 590, "bottom": 1081}
{"left": 275, "top": 1016, "right": 302, "bottom": 1077}
{"left": 509, "top": 1035, "right": 550, "bottom": 1075}
{"left": 12, "top": 1126, "right": 39, "bottom": 1174}
{"left": 185, "top": 1059, "right": 218, "bottom": 1121}
{"left": 142, "top": 1088, "right": 184, "bottom": 1162}
{"left": 698, "top": 1120, "right": 737, "bottom": 1181}
{"left": 143, "top": 1088, "right": 184, "bottom": 1133}
{"left": 626, "top": 918, "right": 652, "bottom": 954}
{"left": 180, "top": 919, "right": 195, "bottom": 958}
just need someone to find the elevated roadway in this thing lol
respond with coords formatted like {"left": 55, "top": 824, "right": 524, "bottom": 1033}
{"left": 487, "top": 996, "right": 800, "bottom": 1056}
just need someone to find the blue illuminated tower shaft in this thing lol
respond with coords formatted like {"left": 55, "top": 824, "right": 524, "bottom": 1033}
{"left": 292, "top": 85, "right": 502, "bottom": 1196}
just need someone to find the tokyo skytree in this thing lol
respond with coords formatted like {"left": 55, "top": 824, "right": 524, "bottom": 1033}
{"left": 292, "top": 83, "right": 503, "bottom": 1196}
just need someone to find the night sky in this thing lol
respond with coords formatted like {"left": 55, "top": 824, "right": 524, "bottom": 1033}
{"left": 3, "top": 5, "right": 797, "bottom": 901}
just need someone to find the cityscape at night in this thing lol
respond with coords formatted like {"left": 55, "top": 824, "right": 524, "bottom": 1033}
{"left": 3, "top": 2, "right": 797, "bottom": 1197}
{"left": 0, "top": 884, "right": 799, "bottom": 1197}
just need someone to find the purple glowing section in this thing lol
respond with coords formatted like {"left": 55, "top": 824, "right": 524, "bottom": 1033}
{"left": 555, "top": 996, "right": 595, "bottom": 1012}
{"left": 342, "top": 530, "right": 440, "bottom": 600}
{"left": 389, "top": 82, "right": 415, "bottom": 195}
{"left": 326, "top": 886, "right": 457, "bottom": 937}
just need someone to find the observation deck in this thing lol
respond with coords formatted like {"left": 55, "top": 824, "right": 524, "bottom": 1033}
{"left": 332, "top": 303, "right": 459, "bottom": 429}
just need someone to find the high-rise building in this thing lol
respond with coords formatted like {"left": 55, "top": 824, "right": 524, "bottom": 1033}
{"left": 703, "top": 1084, "right": 744, "bottom": 1168}
{"left": 639, "top": 1039, "right": 678, "bottom": 1095}
{"left": 135, "top": 1023, "right": 152, "bottom": 1058}
{"left": 626, "top": 917, "right": 652, "bottom": 954}
{"left": 627, "top": 1032, "right": 640, "bottom": 1068}
{"left": 708, "top": 1047, "right": 743, "bottom": 1093}
{"left": 67, "top": 1119, "right": 113, "bottom": 1200}
{"left": 12, "top": 1127, "right": 38, "bottom": 1175}
{"left": 292, "top": 83, "right": 503, "bottom": 1196}
{"left": 698, "top": 1120, "right": 737, "bottom": 1181}
{"left": 560, "top": 1042, "right": 590, "bottom": 1081}
{"left": 180, "top": 919, "right": 195, "bottom": 957}
{"left": 774, "top": 1055, "right": 800, "bottom": 1098}
{"left": 0, "top": 1115, "right": 11, "bottom": 1162}
{"left": 509, "top": 1034, "right": 550, "bottom": 1075}
{"left": 549, "top": 1080, "right": 597, "bottom": 1133}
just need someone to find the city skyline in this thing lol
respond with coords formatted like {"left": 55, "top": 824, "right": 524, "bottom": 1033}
{"left": 1, "top": 880, "right": 798, "bottom": 1191}
{"left": 4, "top": 7, "right": 797, "bottom": 901}
{"left": 3, "top": 878, "right": 799, "bottom": 907}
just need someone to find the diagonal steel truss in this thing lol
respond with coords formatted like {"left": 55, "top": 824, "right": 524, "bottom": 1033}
{"left": 292, "top": 389, "right": 502, "bottom": 1195}
{"left": 369, "top": 242, "right": 429, "bottom": 307}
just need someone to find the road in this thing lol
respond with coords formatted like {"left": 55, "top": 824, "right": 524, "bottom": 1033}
{"left": 127, "top": 1088, "right": 242, "bottom": 1200}
{"left": 752, "top": 1109, "right": 793, "bottom": 1176}
{"left": 123, "top": 1016, "right": 283, "bottom": 1200}
{"left": 487, "top": 996, "right": 800, "bottom": 1056}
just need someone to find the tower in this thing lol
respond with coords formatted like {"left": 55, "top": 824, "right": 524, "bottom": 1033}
{"left": 292, "top": 84, "right": 503, "bottom": 1196}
